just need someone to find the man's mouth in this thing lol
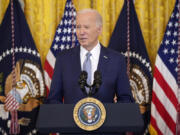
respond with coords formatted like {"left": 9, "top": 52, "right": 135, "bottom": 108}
{"left": 79, "top": 38, "right": 87, "bottom": 41}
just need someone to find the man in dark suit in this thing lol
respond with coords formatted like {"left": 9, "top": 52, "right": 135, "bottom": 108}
{"left": 44, "top": 8, "right": 134, "bottom": 135}
{"left": 46, "top": 9, "right": 133, "bottom": 104}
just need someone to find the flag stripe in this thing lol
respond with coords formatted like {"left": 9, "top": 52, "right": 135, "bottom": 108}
{"left": 152, "top": 89, "right": 176, "bottom": 134}
{"left": 155, "top": 55, "right": 178, "bottom": 95}
{"left": 153, "top": 78, "right": 177, "bottom": 122}
{"left": 44, "top": 52, "right": 55, "bottom": 95}
{"left": 150, "top": 112, "right": 163, "bottom": 135}
{"left": 44, "top": 51, "right": 55, "bottom": 92}
{"left": 151, "top": 103, "right": 173, "bottom": 135}
{"left": 45, "top": 50, "right": 56, "bottom": 69}
{"left": 5, "top": 94, "right": 19, "bottom": 111}
{"left": 44, "top": 60, "right": 54, "bottom": 79}
{"left": 5, "top": 94, "right": 13, "bottom": 103}
{"left": 44, "top": 70, "right": 51, "bottom": 94}
{"left": 154, "top": 66, "right": 178, "bottom": 108}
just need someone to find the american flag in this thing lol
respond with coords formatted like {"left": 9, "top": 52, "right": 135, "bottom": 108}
{"left": 4, "top": 89, "right": 20, "bottom": 134}
{"left": 150, "top": 0, "right": 179, "bottom": 134}
{"left": 44, "top": 0, "right": 79, "bottom": 95}
{"left": 5, "top": 89, "right": 21, "bottom": 111}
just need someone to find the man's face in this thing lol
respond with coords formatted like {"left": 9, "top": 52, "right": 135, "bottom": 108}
{"left": 76, "top": 12, "right": 102, "bottom": 50}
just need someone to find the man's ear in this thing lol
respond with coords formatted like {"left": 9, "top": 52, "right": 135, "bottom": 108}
{"left": 98, "top": 26, "right": 102, "bottom": 35}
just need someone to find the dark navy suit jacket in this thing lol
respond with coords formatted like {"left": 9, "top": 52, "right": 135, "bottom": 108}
{"left": 46, "top": 45, "right": 134, "bottom": 104}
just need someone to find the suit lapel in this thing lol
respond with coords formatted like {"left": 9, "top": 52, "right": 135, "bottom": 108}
{"left": 72, "top": 46, "right": 81, "bottom": 75}
{"left": 97, "top": 45, "right": 109, "bottom": 75}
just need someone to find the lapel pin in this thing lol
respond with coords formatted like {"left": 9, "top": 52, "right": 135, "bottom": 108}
{"left": 103, "top": 56, "right": 108, "bottom": 59}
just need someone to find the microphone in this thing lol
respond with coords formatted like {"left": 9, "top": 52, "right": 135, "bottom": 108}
{"left": 78, "top": 71, "right": 88, "bottom": 92}
{"left": 93, "top": 70, "right": 102, "bottom": 90}
{"left": 78, "top": 70, "right": 102, "bottom": 96}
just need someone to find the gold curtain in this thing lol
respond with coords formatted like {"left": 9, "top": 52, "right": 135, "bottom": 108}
{"left": 0, "top": 0, "right": 176, "bottom": 69}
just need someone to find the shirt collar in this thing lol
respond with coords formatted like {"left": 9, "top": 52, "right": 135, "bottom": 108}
{"left": 80, "top": 41, "right": 101, "bottom": 60}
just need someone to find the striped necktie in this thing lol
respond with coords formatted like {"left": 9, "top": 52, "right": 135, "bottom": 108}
{"left": 83, "top": 52, "right": 92, "bottom": 88}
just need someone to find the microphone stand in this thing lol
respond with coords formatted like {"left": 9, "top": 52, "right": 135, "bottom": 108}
{"left": 79, "top": 71, "right": 102, "bottom": 97}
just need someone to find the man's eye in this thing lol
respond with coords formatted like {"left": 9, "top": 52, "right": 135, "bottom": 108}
{"left": 76, "top": 26, "right": 80, "bottom": 29}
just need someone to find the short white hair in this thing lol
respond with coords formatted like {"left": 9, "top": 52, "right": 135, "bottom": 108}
{"left": 77, "top": 9, "right": 103, "bottom": 27}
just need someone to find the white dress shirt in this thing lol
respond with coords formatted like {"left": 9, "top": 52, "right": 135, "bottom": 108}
{"left": 80, "top": 42, "right": 101, "bottom": 84}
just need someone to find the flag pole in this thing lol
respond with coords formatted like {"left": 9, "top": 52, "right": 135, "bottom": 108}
{"left": 126, "top": 1, "right": 133, "bottom": 135}
{"left": 9, "top": 0, "right": 20, "bottom": 134}
{"left": 127, "top": 0, "right": 130, "bottom": 78}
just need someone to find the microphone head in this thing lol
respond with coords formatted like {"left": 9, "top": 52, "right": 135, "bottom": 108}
{"left": 94, "top": 70, "right": 101, "bottom": 80}
{"left": 93, "top": 70, "right": 102, "bottom": 88}
{"left": 80, "top": 71, "right": 88, "bottom": 80}
{"left": 78, "top": 71, "right": 88, "bottom": 88}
